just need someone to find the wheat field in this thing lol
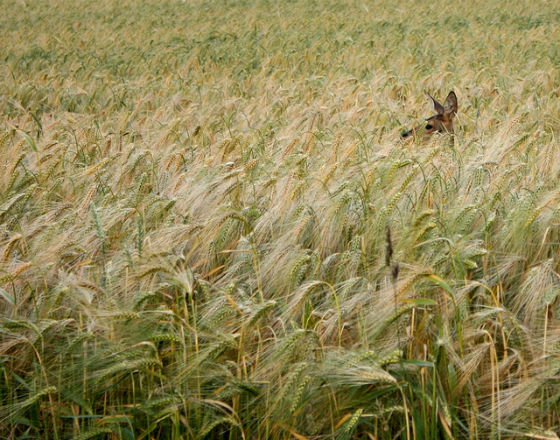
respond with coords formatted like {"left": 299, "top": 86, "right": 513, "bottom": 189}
{"left": 1, "top": 0, "right": 560, "bottom": 438}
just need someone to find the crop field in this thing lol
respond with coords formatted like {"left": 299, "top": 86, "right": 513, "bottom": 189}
{"left": 1, "top": 0, "right": 560, "bottom": 438}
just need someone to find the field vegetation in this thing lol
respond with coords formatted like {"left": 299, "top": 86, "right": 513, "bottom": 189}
{"left": 1, "top": 0, "right": 560, "bottom": 438}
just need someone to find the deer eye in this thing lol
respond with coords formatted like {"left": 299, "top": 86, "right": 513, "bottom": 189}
{"left": 425, "top": 124, "right": 433, "bottom": 130}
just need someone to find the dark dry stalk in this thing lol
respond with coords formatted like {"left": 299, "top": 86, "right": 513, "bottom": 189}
{"left": 385, "top": 226, "right": 393, "bottom": 267}
{"left": 385, "top": 226, "right": 401, "bottom": 350}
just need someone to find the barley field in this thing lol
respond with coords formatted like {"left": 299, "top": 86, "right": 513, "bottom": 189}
{"left": 1, "top": 0, "right": 560, "bottom": 438}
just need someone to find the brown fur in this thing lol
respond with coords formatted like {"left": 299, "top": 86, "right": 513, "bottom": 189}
{"left": 401, "top": 91, "right": 458, "bottom": 142}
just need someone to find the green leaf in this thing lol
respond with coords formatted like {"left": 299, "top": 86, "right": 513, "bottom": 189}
{"left": 17, "top": 130, "right": 38, "bottom": 152}
{"left": 0, "top": 288, "right": 16, "bottom": 306}
{"left": 403, "top": 298, "right": 438, "bottom": 307}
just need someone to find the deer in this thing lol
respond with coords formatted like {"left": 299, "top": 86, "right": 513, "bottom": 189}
{"left": 401, "top": 91, "right": 458, "bottom": 142}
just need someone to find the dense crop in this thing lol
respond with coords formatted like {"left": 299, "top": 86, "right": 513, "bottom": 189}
{"left": 1, "top": 0, "right": 560, "bottom": 438}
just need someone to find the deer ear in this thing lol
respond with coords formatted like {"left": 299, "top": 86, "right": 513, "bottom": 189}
{"left": 443, "top": 91, "right": 458, "bottom": 117}
{"left": 427, "top": 93, "right": 444, "bottom": 114}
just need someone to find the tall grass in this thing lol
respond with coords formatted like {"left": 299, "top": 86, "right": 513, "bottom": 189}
{"left": 1, "top": 0, "right": 560, "bottom": 438}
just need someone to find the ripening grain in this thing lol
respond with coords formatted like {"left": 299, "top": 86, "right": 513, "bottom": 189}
{"left": 1, "top": 0, "right": 560, "bottom": 439}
